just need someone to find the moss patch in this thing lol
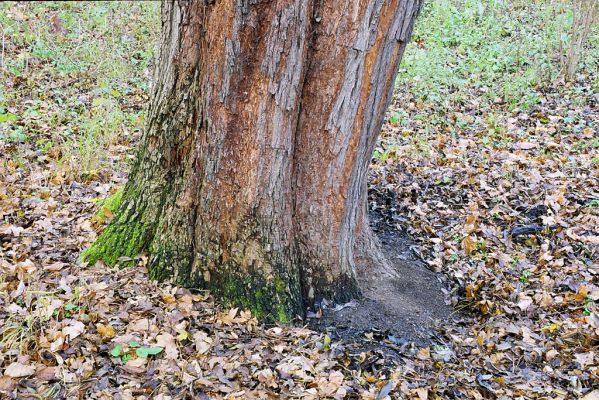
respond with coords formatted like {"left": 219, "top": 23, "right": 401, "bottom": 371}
{"left": 82, "top": 188, "right": 152, "bottom": 267}
{"left": 155, "top": 260, "right": 302, "bottom": 323}
{"left": 81, "top": 218, "right": 151, "bottom": 267}
{"left": 91, "top": 189, "right": 124, "bottom": 225}
{"left": 216, "top": 274, "right": 298, "bottom": 323}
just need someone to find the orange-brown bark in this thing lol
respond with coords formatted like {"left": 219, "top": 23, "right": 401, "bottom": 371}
{"left": 86, "top": 0, "right": 423, "bottom": 321}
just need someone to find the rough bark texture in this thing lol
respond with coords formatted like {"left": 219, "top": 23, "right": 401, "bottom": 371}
{"left": 84, "top": 0, "right": 423, "bottom": 321}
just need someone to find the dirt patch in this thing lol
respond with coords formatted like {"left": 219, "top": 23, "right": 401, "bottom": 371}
{"left": 309, "top": 212, "right": 458, "bottom": 351}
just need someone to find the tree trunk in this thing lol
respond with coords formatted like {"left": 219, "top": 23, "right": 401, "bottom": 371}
{"left": 83, "top": 0, "right": 423, "bottom": 321}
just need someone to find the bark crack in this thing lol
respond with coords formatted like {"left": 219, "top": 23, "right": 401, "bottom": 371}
{"left": 289, "top": 0, "right": 322, "bottom": 306}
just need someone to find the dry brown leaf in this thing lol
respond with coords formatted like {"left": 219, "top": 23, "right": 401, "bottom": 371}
{"left": 582, "top": 390, "right": 599, "bottom": 400}
{"left": 156, "top": 333, "right": 179, "bottom": 359}
{"left": 0, "top": 376, "right": 16, "bottom": 392}
{"left": 36, "top": 366, "right": 57, "bottom": 381}
{"left": 3, "top": 362, "right": 36, "bottom": 378}
{"left": 63, "top": 320, "right": 85, "bottom": 340}
{"left": 193, "top": 331, "right": 213, "bottom": 355}
{"left": 416, "top": 347, "right": 430, "bottom": 361}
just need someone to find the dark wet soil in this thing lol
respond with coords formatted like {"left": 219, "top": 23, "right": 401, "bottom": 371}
{"left": 308, "top": 212, "right": 459, "bottom": 353}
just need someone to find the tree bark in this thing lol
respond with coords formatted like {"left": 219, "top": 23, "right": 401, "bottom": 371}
{"left": 84, "top": 0, "right": 423, "bottom": 321}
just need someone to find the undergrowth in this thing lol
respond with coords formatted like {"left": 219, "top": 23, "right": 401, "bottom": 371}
{"left": 398, "top": 0, "right": 599, "bottom": 111}
{"left": 0, "top": 1, "right": 159, "bottom": 181}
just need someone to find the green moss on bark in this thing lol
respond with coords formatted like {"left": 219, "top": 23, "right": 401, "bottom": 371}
{"left": 212, "top": 272, "right": 299, "bottom": 323}
{"left": 147, "top": 245, "right": 302, "bottom": 323}
{"left": 90, "top": 189, "right": 124, "bottom": 225}
{"left": 83, "top": 191, "right": 358, "bottom": 324}
{"left": 82, "top": 189, "right": 152, "bottom": 267}
{"left": 82, "top": 219, "right": 151, "bottom": 266}
{"left": 99, "top": 189, "right": 123, "bottom": 215}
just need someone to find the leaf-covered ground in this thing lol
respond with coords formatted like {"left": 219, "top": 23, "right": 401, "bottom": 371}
{"left": 1, "top": 2, "right": 598, "bottom": 399}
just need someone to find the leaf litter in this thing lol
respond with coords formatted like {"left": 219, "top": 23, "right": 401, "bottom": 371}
{"left": 368, "top": 50, "right": 598, "bottom": 399}
{"left": 1, "top": 2, "right": 598, "bottom": 399}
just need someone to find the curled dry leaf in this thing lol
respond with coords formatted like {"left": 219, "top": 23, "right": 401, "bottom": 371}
{"left": 193, "top": 331, "right": 213, "bottom": 355}
{"left": 155, "top": 333, "right": 178, "bottom": 359}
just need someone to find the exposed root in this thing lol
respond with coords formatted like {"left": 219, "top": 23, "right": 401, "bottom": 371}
{"left": 354, "top": 223, "right": 397, "bottom": 280}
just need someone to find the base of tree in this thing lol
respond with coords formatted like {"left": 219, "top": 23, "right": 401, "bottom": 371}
{"left": 83, "top": 202, "right": 367, "bottom": 322}
{"left": 82, "top": 189, "right": 151, "bottom": 267}
{"left": 82, "top": 0, "right": 424, "bottom": 323}
{"left": 82, "top": 191, "right": 365, "bottom": 322}
{"left": 146, "top": 248, "right": 304, "bottom": 323}
{"left": 309, "top": 221, "right": 453, "bottom": 343}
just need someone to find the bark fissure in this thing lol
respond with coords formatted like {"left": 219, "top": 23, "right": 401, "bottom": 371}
{"left": 85, "top": 0, "right": 423, "bottom": 321}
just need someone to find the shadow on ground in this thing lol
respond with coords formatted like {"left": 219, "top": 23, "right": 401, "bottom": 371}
{"left": 309, "top": 211, "right": 460, "bottom": 358}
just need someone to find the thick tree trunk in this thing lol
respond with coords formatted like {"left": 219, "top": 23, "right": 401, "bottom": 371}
{"left": 84, "top": 0, "right": 422, "bottom": 321}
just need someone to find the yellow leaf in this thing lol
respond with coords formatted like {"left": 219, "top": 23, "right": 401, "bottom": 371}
{"left": 479, "top": 300, "right": 492, "bottom": 314}
{"left": 465, "top": 284, "right": 478, "bottom": 299}
{"left": 416, "top": 347, "right": 431, "bottom": 360}
{"left": 541, "top": 322, "right": 561, "bottom": 332}
{"left": 582, "top": 127, "right": 594, "bottom": 138}
{"left": 176, "top": 330, "right": 189, "bottom": 341}
{"left": 476, "top": 334, "right": 485, "bottom": 347}
{"left": 462, "top": 235, "right": 477, "bottom": 255}
{"left": 465, "top": 214, "right": 478, "bottom": 233}
{"left": 96, "top": 323, "right": 116, "bottom": 338}
{"left": 101, "top": 206, "right": 113, "bottom": 220}
{"left": 161, "top": 293, "right": 176, "bottom": 304}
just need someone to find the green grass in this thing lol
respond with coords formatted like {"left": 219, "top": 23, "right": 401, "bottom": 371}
{"left": 0, "top": 1, "right": 159, "bottom": 180}
{"left": 2, "top": 1, "right": 596, "bottom": 180}
{"left": 398, "top": 0, "right": 599, "bottom": 111}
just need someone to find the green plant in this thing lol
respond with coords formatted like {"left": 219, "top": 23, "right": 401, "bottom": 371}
{"left": 397, "top": 0, "right": 599, "bottom": 111}
{"left": 0, "top": 1, "right": 159, "bottom": 180}
{"left": 520, "top": 270, "right": 532, "bottom": 283}
{"left": 583, "top": 295, "right": 593, "bottom": 316}
{"left": 110, "top": 342, "right": 163, "bottom": 363}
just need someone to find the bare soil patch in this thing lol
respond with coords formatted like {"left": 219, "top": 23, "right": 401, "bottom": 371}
{"left": 309, "top": 212, "right": 459, "bottom": 351}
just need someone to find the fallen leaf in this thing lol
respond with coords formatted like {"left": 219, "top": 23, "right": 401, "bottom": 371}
{"left": 193, "top": 331, "right": 213, "bottom": 355}
{"left": 63, "top": 320, "right": 85, "bottom": 340}
{"left": 461, "top": 235, "right": 477, "bottom": 255}
{"left": 0, "top": 376, "right": 16, "bottom": 392}
{"left": 582, "top": 390, "right": 599, "bottom": 400}
{"left": 3, "top": 362, "right": 36, "bottom": 378}
{"left": 513, "top": 141, "right": 537, "bottom": 150}
{"left": 96, "top": 323, "right": 116, "bottom": 339}
{"left": 517, "top": 294, "right": 533, "bottom": 311}
{"left": 36, "top": 366, "right": 57, "bottom": 381}
{"left": 155, "top": 332, "right": 178, "bottom": 359}
{"left": 135, "top": 347, "right": 163, "bottom": 358}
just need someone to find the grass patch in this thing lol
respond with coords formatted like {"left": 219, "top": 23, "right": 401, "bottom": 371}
{"left": 0, "top": 1, "right": 159, "bottom": 181}
{"left": 398, "top": 0, "right": 599, "bottom": 111}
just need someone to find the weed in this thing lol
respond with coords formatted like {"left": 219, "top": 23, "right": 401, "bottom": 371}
{"left": 520, "top": 270, "right": 532, "bottom": 284}
{"left": 397, "top": 0, "right": 599, "bottom": 111}
{"left": 583, "top": 295, "right": 593, "bottom": 316}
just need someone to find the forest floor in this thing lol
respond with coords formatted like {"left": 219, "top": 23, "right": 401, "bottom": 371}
{"left": 1, "top": 2, "right": 598, "bottom": 400}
